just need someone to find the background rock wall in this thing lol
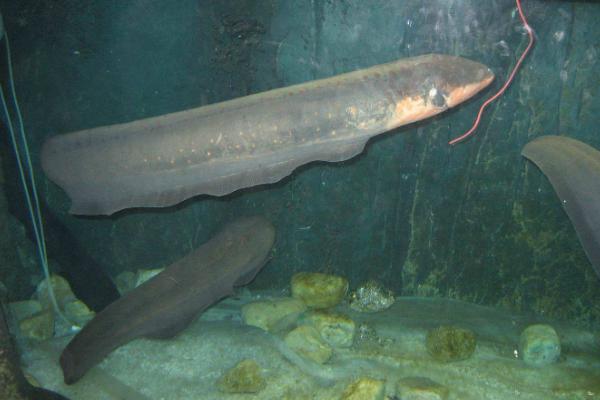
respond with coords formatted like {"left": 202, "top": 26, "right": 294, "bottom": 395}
{"left": 0, "top": 0, "right": 598, "bottom": 326}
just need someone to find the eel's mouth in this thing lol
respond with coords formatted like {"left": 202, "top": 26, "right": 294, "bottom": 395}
{"left": 446, "top": 69, "right": 495, "bottom": 108}
{"left": 385, "top": 63, "right": 495, "bottom": 130}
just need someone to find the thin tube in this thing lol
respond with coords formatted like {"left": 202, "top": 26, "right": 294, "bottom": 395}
{"left": 449, "top": 0, "right": 534, "bottom": 145}
{"left": 0, "top": 31, "right": 72, "bottom": 326}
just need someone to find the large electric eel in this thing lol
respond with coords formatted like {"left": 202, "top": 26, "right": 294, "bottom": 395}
{"left": 60, "top": 216, "right": 275, "bottom": 384}
{"left": 41, "top": 54, "right": 494, "bottom": 215}
{"left": 522, "top": 135, "right": 600, "bottom": 278}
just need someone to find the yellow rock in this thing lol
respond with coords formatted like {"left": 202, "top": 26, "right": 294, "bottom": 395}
{"left": 35, "top": 275, "right": 75, "bottom": 310}
{"left": 340, "top": 377, "right": 385, "bottom": 400}
{"left": 426, "top": 325, "right": 476, "bottom": 362}
{"left": 284, "top": 325, "right": 332, "bottom": 364}
{"left": 19, "top": 309, "right": 54, "bottom": 340}
{"left": 8, "top": 300, "right": 43, "bottom": 321}
{"left": 64, "top": 300, "right": 95, "bottom": 326}
{"left": 306, "top": 311, "right": 355, "bottom": 348}
{"left": 217, "top": 359, "right": 266, "bottom": 394}
{"left": 291, "top": 272, "right": 348, "bottom": 309}
{"left": 242, "top": 297, "right": 306, "bottom": 332}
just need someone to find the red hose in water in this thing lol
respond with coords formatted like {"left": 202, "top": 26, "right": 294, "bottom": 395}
{"left": 449, "top": 0, "right": 534, "bottom": 145}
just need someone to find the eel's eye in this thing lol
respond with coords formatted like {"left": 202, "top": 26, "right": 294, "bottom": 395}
{"left": 428, "top": 87, "right": 447, "bottom": 108}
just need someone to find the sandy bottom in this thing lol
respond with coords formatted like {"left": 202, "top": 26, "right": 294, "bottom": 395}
{"left": 18, "top": 295, "right": 600, "bottom": 400}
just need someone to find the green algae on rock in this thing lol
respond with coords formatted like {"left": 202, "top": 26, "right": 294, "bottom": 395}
{"left": 425, "top": 325, "right": 476, "bottom": 362}
{"left": 291, "top": 272, "right": 348, "bottom": 309}
{"left": 216, "top": 359, "right": 266, "bottom": 394}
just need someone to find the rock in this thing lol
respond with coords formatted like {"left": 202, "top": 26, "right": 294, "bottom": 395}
{"left": 291, "top": 272, "right": 348, "bottom": 309}
{"left": 24, "top": 371, "right": 41, "bottom": 387}
{"left": 18, "top": 309, "right": 54, "bottom": 340}
{"left": 115, "top": 271, "right": 136, "bottom": 294}
{"left": 63, "top": 300, "right": 95, "bottom": 326}
{"left": 35, "top": 275, "right": 76, "bottom": 310}
{"left": 8, "top": 300, "right": 43, "bottom": 321}
{"left": 306, "top": 311, "right": 355, "bottom": 348}
{"left": 241, "top": 297, "right": 306, "bottom": 332}
{"left": 349, "top": 280, "right": 395, "bottom": 313}
{"left": 33, "top": 275, "right": 96, "bottom": 331}
{"left": 354, "top": 323, "right": 394, "bottom": 349}
{"left": 217, "top": 359, "right": 266, "bottom": 394}
{"left": 396, "top": 376, "right": 449, "bottom": 400}
{"left": 282, "top": 388, "right": 313, "bottom": 400}
{"left": 284, "top": 325, "right": 333, "bottom": 364}
{"left": 134, "top": 268, "right": 164, "bottom": 287}
{"left": 115, "top": 269, "right": 164, "bottom": 294}
{"left": 519, "top": 324, "right": 561, "bottom": 367}
{"left": 426, "top": 326, "right": 476, "bottom": 362}
{"left": 340, "top": 377, "right": 385, "bottom": 400}
{"left": 356, "top": 323, "right": 379, "bottom": 343}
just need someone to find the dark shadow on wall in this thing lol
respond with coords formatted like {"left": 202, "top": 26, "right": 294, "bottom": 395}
{"left": 0, "top": 134, "right": 119, "bottom": 311}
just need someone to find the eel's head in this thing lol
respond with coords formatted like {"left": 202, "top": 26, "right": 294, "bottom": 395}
{"left": 386, "top": 54, "right": 494, "bottom": 129}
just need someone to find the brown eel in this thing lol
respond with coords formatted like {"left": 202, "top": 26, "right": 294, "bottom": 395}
{"left": 59, "top": 216, "right": 275, "bottom": 384}
{"left": 522, "top": 135, "right": 600, "bottom": 278}
{"left": 41, "top": 54, "right": 494, "bottom": 215}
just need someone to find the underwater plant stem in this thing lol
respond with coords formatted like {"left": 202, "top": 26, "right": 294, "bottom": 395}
{"left": 449, "top": 0, "right": 534, "bottom": 145}
{"left": 0, "top": 32, "right": 72, "bottom": 326}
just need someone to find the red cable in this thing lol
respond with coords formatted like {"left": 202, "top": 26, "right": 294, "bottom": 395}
{"left": 449, "top": 0, "right": 534, "bottom": 145}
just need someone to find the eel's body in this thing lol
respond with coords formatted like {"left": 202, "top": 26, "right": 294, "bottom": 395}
{"left": 42, "top": 54, "right": 493, "bottom": 215}
{"left": 522, "top": 135, "right": 600, "bottom": 278}
{"left": 59, "top": 216, "right": 275, "bottom": 384}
